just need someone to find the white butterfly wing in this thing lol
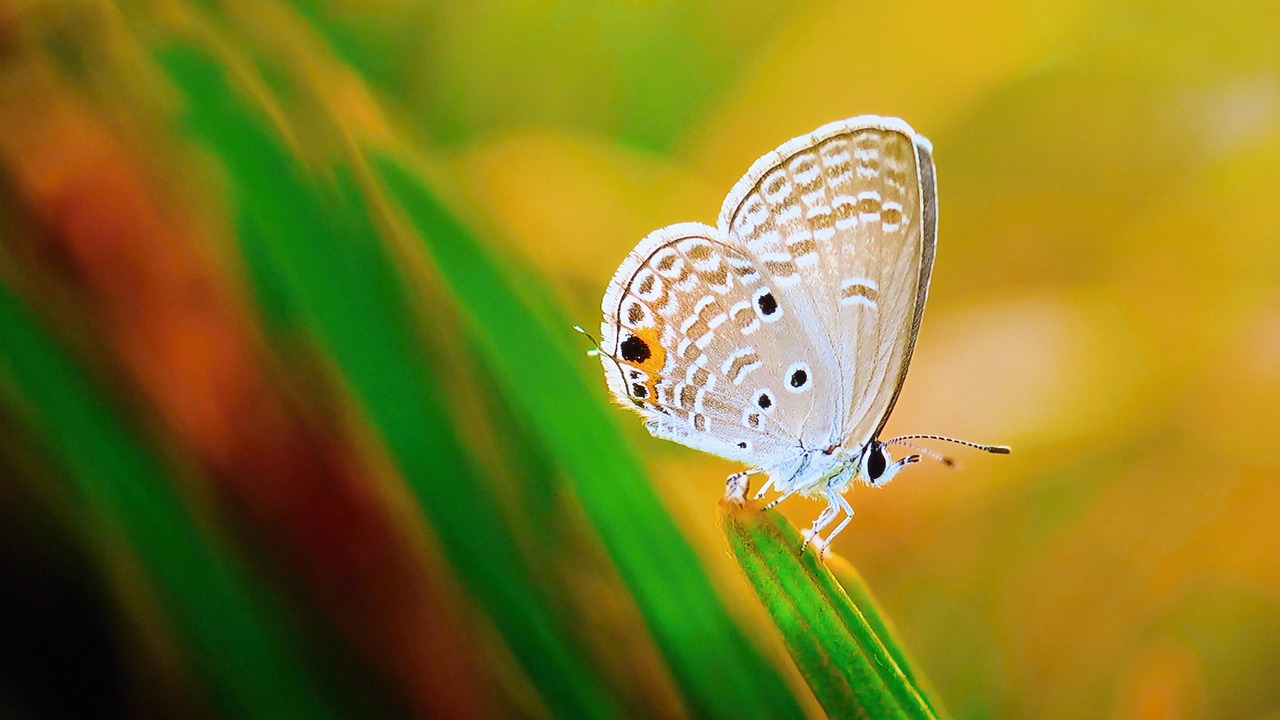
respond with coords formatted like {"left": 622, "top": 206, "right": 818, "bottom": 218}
{"left": 598, "top": 224, "right": 835, "bottom": 471}
{"left": 717, "top": 116, "right": 938, "bottom": 451}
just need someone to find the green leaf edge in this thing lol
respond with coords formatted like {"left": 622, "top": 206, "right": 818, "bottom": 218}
{"left": 372, "top": 152, "right": 806, "bottom": 719}
{"left": 151, "top": 43, "right": 621, "bottom": 719}
{"left": 721, "top": 494, "right": 943, "bottom": 720}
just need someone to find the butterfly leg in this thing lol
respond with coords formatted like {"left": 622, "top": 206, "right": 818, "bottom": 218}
{"left": 752, "top": 475, "right": 777, "bottom": 501}
{"left": 817, "top": 491, "right": 856, "bottom": 557}
{"left": 801, "top": 499, "right": 841, "bottom": 551}
{"left": 724, "top": 471, "right": 750, "bottom": 501}
{"left": 763, "top": 486, "right": 800, "bottom": 510}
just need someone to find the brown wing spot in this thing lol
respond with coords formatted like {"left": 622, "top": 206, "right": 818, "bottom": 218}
{"left": 763, "top": 171, "right": 788, "bottom": 198}
{"left": 841, "top": 282, "right": 879, "bottom": 304}
{"left": 679, "top": 384, "right": 697, "bottom": 411}
{"left": 691, "top": 367, "right": 710, "bottom": 387}
{"left": 728, "top": 352, "right": 761, "bottom": 383}
{"left": 787, "top": 237, "right": 817, "bottom": 256}
{"left": 763, "top": 260, "right": 796, "bottom": 276}
{"left": 809, "top": 207, "right": 835, "bottom": 232}
{"left": 791, "top": 155, "right": 821, "bottom": 190}
{"left": 627, "top": 303, "right": 645, "bottom": 324}
{"left": 685, "top": 243, "right": 714, "bottom": 262}
{"left": 834, "top": 200, "right": 855, "bottom": 221}
{"left": 728, "top": 257, "right": 758, "bottom": 279}
{"left": 704, "top": 266, "right": 730, "bottom": 290}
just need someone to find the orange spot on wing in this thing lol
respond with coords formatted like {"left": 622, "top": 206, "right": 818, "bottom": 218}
{"left": 622, "top": 325, "right": 666, "bottom": 403}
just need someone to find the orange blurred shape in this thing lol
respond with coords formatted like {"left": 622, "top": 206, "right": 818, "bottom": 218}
{"left": 1110, "top": 638, "right": 1206, "bottom": 720}
{"left": 0, "top": 58, "right": 492, "bottom": 718}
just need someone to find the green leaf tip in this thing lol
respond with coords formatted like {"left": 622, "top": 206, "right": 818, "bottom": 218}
{"left": 720, "top": 489, "right": 946, "bottom": 720}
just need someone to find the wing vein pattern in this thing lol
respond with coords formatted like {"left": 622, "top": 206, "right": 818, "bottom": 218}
{"left": 600, "top": 115, "right": 936, "bottom": 482}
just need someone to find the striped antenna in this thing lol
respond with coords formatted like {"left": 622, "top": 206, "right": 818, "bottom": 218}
{"left": 889, "top": 441, "right": 956, "bottom": 467}
{"left": 882, "top": 434, "right": 1010, "bottom": 455}
{"left": 572, "top": 325, "right": 604, "bottom": 357}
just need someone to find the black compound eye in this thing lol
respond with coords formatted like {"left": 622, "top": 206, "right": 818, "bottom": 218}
{"left": 867, "top": 445, "right": 887, "bottom": 482}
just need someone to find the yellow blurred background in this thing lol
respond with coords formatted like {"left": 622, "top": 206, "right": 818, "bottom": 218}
{"left": 1, "top": 1, "right": 1278, "bottom": 718}
{"left": 457, "top": 2, "right": 1280, "bottom": 717}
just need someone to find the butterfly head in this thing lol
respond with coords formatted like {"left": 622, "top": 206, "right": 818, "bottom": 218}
{"left": 857, "top": 440, "right": 921, "bottom": 487}
{"left": 855, "top": 434, "right": 1012, "bottom": 487}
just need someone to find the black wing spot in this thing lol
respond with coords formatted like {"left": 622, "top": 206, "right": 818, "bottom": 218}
{"left": 757, "top": 392, "right": 772, "bottom": 409}
{"left": 789, "top": 368, "right": 808, "bottom": 388}
{"left": 737, "top": 441, "right": 748, "bottom": 449}
{"left": 631, "top": 383, "right": 648, "bottom": 398}
{"left": 757, "top": 292, "right": 778, "bottom": 315}
{"left": 620, "top": 335, "right": 651, "bottom": 363}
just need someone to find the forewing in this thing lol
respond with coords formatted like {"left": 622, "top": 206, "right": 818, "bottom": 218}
{"left": 599, "top": 223, "right": 831, "bottom": 469}
{"left": 717, "top": 116, "right": 938, "bottom": 450}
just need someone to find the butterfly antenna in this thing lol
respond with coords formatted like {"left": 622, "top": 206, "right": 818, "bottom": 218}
{"left": 887, "top": 441, "right": 957, "bottom": 467}
{"left": 574, "top": 324, "right": 629, "bottom": 388}
{"left": 882, "top": 434, "right": 1011, "bottom": 455}
{"left": 572, "top": 325, "right": 604, "bottom": 358}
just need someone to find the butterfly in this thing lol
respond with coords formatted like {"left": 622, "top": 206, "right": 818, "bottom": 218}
{"left": 587, "top": 116, "right": 1008, "bottom": 553}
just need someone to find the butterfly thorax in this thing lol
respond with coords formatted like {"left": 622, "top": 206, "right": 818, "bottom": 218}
{"left": 767, "top": 442, "right": 859, "bottom": 497}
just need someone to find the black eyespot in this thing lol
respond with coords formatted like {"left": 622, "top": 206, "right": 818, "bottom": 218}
{"left": 790, "top": 369, "right": 808, "bottom": 388}
{"left": 757, "top": 292, "right": 778, "bottom": 315}
{"left": 757, "top": 392, "right": 772, "bottom": 409}
{"left": 620, "top": 335, "right": 651, "bottom": 363}
{"left": 631, "top": 383, "right": 648, "bottom": 398}
{"left": 867, "top": 445, "right": 887, "bottom": 482}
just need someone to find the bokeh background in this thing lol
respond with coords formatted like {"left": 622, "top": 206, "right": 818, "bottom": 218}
{"left": 1, "top": 1, "right": 1278, "bottom": 718}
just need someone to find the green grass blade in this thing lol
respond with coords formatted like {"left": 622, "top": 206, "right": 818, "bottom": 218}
{"left": 0, "top": 285, "right": 338, "bottom": 720}
{"left": 154, "top": 44, "right": 619, "bottom": 718}
{"left": 374, "top": 153, "right": 806, "bottom": 719}
{"left": 720, "top": 486, "right": 942, "bottom": 720}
